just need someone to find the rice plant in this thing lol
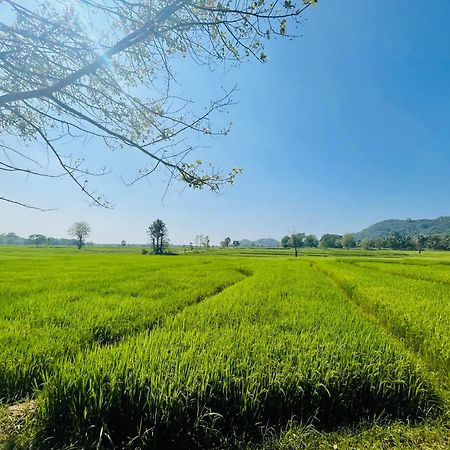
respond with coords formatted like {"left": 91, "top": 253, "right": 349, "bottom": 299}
{"left": 0, "top": 251, "right": 248, "bottom": 402}
{"left": 34, "top": 261, "right": 442, "bottom": 448}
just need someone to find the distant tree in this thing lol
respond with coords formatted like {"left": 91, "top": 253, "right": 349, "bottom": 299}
{"left": 385, "top": 232, "right": 400, "bottom": 250}
{"left": 68, "top": 222, "right": 92, "bottom": 250}
{"left": 426, "top": 234, "right": 450, "bottom": 251}
{"left": 193, "top": 234, "right": 210, "bottom": 249}
{"left": 121, "top": 240, "right": 126, "bottom": 247}
{"left": 341, "top": 233, "right": 356, "bottom": 250}
{"left": 385, "top": 232, "right": 416, "bottom": 250}
{"left": 281, "top": 235, "right": 290, "bottom": 248}
{"left": 405, "top": 235, "right": 414, "bottom": 250}
{"left": 372, "top": 236, "right": 385, "bottom": 250}
{"left": 443, "top": 235, "right": 450, "bottom": 250}
{"left": 232, "top": 240, "right": 240, "bottom": 247}
{"left": 415, "top": 234, "right": 427, "bottom": 254}
{"left": 28, "top": 234, "right": 46, "bottom": 248}
{"left": 289, "top": 232, "right": 305, "bottom": 257}
{"left": 385, "top": 232, "right": 406, "bottom": 250}
{"left": 222, "top": 237, "right": 231, "bottom": 247}
{"left": 319, "top": 234, "right": 342, "bottom": 249}
{"left": 147, "top": 219, "right": 168, "bottom": 255}
{"left": 0, "top": 232, "right": 26, "bottom": 245}
{"left": 360, "top": 238, "right": 371, "bottom": 250}
{"left": 426, "top": 235, "right": 439, "bottom": 250}
{"left": 304, "top": 234, "right": 319, "bottom": 248}
{"left": 195, "top": 234, "right": 204, "bottom": 249}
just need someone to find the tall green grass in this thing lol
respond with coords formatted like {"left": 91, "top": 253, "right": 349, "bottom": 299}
{"left": 2, "top": 248, "right": 449, "bottom": 448}
{"left": 315, "top": 259, "right": 450, "bottom": 377}
{"left": 353, "top": 260, "right": 450, "bottom": 284}
{"left": 0, "top": 252, "right": 248, "bottom": 402}
{"left": 34, "top": 261, "right": 441, "bottom": 448}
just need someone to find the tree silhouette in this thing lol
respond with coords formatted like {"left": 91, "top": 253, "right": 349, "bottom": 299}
{"left": 147, "top": 219, "right": 169, "bottom": 255}
{"left": 68, "top": 221, "right": 91, "bottom": 249}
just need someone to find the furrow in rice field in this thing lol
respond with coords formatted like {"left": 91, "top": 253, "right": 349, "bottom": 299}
{"left": 313, "top": 260, "right": 450, "bottom": 380}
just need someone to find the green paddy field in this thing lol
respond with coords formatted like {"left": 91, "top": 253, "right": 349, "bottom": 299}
{"left": 0, "top": 247, "right": 449, "bottom": 448}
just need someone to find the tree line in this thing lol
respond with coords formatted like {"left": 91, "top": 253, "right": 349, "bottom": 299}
{"left": 0, "top": 232, "right": 82, "bottom": 247}
{"left": 280, "top": 231, "right": 450, "bottom": 252}
{"left": 4, "top": 220, "right": 450, "bottom": 253}
{"left": 359, "top": 232, "right": 450, "bottom": 251}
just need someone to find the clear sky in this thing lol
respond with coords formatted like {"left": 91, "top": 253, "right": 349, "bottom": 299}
{"left": 1, "top": 0, "right": 450, "bottom": 245}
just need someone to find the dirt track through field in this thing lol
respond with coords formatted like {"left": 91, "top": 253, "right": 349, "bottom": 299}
{"left": 0, "top": 400, "right": 35, "bottom": 447}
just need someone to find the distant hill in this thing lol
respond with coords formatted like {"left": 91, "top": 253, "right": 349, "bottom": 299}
{"left": 238, "top": 238, "right": 280, "bottom": 248}
{"left": 355, "top": 216, "right": 450, "bottom": 240}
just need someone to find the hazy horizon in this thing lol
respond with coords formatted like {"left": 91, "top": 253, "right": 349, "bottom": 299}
{"left": 2, "top": 215, "right": 450, "bottom": 247}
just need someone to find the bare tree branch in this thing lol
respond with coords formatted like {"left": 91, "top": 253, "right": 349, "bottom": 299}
{"left": 0, "top": 0, "right": 315, "bottom": 209}
{"left": 0, "top": 195, "right": 55, "bottom": 211}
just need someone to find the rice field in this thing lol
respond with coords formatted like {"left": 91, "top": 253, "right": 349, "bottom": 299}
{"left": 0, "top": 247, "right": 449, "bottom": 449}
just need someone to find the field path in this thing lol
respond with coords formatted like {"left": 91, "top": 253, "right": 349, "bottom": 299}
{"left": 0, "top": 401, "right": 35, "bottom": 448}
{"left": 143, "top": 266, "right": 254, "bottom": 334}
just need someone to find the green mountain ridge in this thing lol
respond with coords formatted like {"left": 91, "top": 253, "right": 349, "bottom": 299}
{"left": 355, "top": 216, "right": 450, "bottom": 240}
{"left": 239, "top": 238, "right": 280, "bottom": 247}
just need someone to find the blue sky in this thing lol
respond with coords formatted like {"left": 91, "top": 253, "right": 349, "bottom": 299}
{"left": 1, "top": 0, "right": 450, "bottom": 244}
